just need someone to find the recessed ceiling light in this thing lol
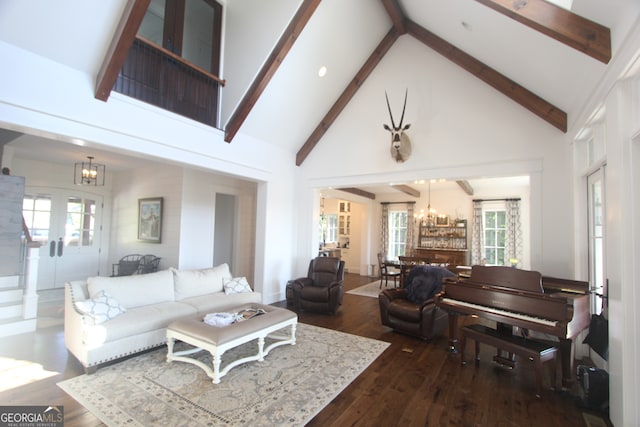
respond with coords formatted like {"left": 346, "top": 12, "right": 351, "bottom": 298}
{"left": 318, "top": 66, "right": 327, "bottom": 77}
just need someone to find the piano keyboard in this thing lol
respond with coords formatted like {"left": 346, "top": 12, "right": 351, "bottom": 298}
{"left": 440, "top": 298, "right": 558, "bottom": 327}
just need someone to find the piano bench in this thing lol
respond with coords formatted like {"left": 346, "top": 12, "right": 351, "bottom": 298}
{"left": 460, "top": 324, "right": 558, "bottom": 397}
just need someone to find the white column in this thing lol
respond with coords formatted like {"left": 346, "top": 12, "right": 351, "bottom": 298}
{"left": 22, "top": 242, "right": 41, "bottom": 319}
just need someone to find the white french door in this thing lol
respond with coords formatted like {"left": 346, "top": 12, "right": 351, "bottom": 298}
{"left": 587, "top": 168, "right": 606, "bottom": 314}
{"left": 23, "top": 187, "right": 104, "bottom": 290}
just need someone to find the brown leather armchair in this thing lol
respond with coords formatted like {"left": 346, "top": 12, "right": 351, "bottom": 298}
{"left": 291, "top": 257, "right": 345, "bottom": 314}
{"left": 378, "top": 265, "right": 453, "bottom": 340}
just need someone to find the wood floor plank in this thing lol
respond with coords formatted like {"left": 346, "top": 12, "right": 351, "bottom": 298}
{"left": 0, "top": 273, "right": 610, "bottom": 426}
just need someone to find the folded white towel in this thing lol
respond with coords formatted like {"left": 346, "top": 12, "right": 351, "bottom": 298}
{"left": 203, "top": 312, "right": 236, "bottom": 327}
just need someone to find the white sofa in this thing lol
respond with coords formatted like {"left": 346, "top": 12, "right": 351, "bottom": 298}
{"left": 64, "top": 264, "right": 261, "bottom": 373}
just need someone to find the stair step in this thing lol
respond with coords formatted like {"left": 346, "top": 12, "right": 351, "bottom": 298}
{"left": 0, "top": 288, "right": 23, "bottom": 303}
{"left": 0, "top": 317, "right": 36, "bottom": 337}
{"left": 0, "top": 302, "right": 23, "bottom": 319}
{"left": 0, "top": 276, "right": 20, "bottom": 289}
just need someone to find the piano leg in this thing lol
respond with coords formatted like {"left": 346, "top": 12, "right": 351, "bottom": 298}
{"left": 447, "top": 313, "right": 460, "bottom": 353}
{"left": 558, "top": 338, "right": 576, "bottom": 389}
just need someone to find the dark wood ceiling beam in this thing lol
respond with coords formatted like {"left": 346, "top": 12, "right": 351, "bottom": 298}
{"left": 381, "top": 0, "right": 406, "bottom": 35}
{"left": 224, "top": 0, "right": 321, "bottom": 143}
{"left": 338, "top": 188, "right": 376, "bottom": 200}
{"left": 296, "top": 28, "right": 399, "bottom": 166}
{"left": 456, "top": 180, "right": 474, "bottom": 196}
{"left": 406, "top": 19, "right": 567, "bottom": 132}
{"left": 475, "top": 0, "right": 611, "bottom": 64}
{"left": 95, "top": 0, "right": 151, "bottom": 101}
{"left": 392, "top": 184, "right": 420, "bottom": 197}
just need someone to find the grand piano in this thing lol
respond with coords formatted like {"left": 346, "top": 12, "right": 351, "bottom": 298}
{"left": 436, "top": 265, "right": 590, "bottom": 388}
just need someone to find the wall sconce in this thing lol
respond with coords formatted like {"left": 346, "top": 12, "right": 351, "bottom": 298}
{"left": 74, "top": 156, "right": 105, "bottom": 186}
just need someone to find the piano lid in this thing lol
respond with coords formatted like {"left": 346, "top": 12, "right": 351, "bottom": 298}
{"left": 469, "top": 265, "right": 544, "bottom": 294}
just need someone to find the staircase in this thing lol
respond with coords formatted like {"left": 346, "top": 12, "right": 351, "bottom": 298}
{"left": 0, "top": 275, "right": 37, "bottom": 337}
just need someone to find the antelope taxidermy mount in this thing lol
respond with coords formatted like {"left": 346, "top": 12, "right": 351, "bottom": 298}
{"left": 383, "top": 90, "right": 411, "bottom": 163}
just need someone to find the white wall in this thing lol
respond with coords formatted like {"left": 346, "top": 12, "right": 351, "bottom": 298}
{"left": 296, "top": 35, "right": 570, "bottom": 278}
{"left": 110, "top": 164, "right": 183, "bottom": 270}
{"left": 179, "top": 168, "right": 257, "bottom": 282}
{"left": 585, "top": 71, "right": 640, "bottom": 427}
{"left": 0, "top": 40, "right": 298, "bottom": 304}
{"left": 221, "top": 0, "right": 301, "bottom": 126}
{"left": 570, "top": 23, "right": 640, "bottom": 427}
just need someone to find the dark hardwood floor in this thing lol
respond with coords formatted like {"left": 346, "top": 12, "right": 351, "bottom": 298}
{"left": 0, "top": 274, "right": 609, "bottom": 426}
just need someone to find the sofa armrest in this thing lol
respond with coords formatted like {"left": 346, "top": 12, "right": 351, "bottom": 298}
{"left": 64, "top": 281, "right": 92, "bottom": 368}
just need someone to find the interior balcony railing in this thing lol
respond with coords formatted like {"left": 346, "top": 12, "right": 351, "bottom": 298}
{"left": 114, "top": 36, "right": 225, "bottom": 128}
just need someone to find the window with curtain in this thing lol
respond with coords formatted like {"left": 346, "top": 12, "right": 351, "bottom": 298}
{"left": 380, "top": 202, "right": 415, "bottom": 260}
{"left": 483, "top": 206, "right": 506, "bottom": 265}
{"left": 472, "top": 199, "right": 522, "bottom": 267}
{"left": 388, "top": 210, "right": 408, "bottom": 259}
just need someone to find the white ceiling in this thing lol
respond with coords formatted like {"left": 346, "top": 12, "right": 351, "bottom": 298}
{"left": 1, "top": 0, "right": 639, "bottom": 187}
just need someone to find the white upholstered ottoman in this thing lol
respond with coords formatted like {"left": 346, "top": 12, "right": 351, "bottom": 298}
{"left": 166, "top": 304, "right": 297, "bottom": 384}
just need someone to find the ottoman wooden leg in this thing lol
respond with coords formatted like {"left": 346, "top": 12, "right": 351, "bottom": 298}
{"left": 212, "top": 351, "right": 223, "bottom": 384}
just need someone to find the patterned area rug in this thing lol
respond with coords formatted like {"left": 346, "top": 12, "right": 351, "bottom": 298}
{"left": 58, "top": 323, "right": 389, "bottom": 426}
{"left": 346, "top": 280, "right": 397, "bottom": 298}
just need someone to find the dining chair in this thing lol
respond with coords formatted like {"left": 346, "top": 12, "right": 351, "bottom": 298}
{"left": 377, "top": 252, "right": 401, "bottom": 289}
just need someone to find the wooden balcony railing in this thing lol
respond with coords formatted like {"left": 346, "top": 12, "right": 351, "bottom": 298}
{"left": 114, "top": 36, "right": 225, "bottom": 128}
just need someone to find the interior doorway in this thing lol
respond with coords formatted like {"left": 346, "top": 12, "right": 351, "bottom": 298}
{"left": 213, "top": 193, "right": 236, "bottom": 271}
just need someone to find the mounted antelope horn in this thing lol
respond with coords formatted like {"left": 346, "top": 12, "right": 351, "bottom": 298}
{"left": 384, "top": 91, "right": 396, "bottom": 130}
{"left": 383, "top": 90, "right": 412, "bottom": 163}
{"left": 398, "top": 88, "right": 408, "bottom": 129}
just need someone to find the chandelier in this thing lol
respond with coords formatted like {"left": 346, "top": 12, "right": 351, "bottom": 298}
{"left": 74, "top": 156, "right": 105, "bottom": 186}
{"left": 415, "top": 180, "right": 437, "bottom": 229}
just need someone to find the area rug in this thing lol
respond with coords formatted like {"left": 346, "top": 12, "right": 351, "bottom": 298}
{"left": 346, "top": 280, "right": 397, "bottom": 298}
{"left": 58, "top": 323, "right": 389, "bottom": 426}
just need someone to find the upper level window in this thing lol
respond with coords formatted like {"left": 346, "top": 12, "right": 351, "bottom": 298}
{"left": 138, "top": 0, "right": 222, "bottom": 75}
{"left": 116, "top": 0, "right": 223, "bottom": 127}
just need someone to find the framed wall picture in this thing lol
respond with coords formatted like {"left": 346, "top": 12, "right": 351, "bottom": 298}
{"left": 138, "top": 197, "right": 163, "bottom": 243}
{"left": 435, "top": 215, "right": 450, "bottom": 227}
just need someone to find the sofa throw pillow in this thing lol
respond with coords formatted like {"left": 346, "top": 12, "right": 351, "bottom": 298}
{"left": 87, "top": 269, "right": 174, "bottom": 309}
{"left": 172, "top": 264, "right": 232, "bottom": 300}
{"left": 74, "top": 290, "right": 126, "bottom": 325}
{"left": 223, "top": 277, "right": 253, "bottom": 295}
{"left": 404, "top": 265, "right": 455, "bottom": 304}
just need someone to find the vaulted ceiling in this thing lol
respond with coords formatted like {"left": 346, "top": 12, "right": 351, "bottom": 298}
{"left": 94, "top": 0, "right": 614, "bottom": 164}
{"left": 1, "top": 0, "right": 638, "bottom": 186}
{"left": 224, "top": 0, "right": 612, "bottom": 166}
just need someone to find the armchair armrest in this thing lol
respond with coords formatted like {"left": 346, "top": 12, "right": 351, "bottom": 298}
{"left": 292, "top": 277, "right": 313, "bottom": 288}
{"left": 327, "top": 280, "right": 343, "bottom": 289}
{"left": 380, "top": 288, "right": 408, "bottom": 302}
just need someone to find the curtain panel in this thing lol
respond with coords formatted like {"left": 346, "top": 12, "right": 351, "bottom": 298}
{"left": 380, "top": 203, "right": 389, "bottom": 259}
{"left": 505, "top": 199, "right": 523, "bottom": 266}
{"left": 471, "top": 200, "right": 484, "bottom": 265}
